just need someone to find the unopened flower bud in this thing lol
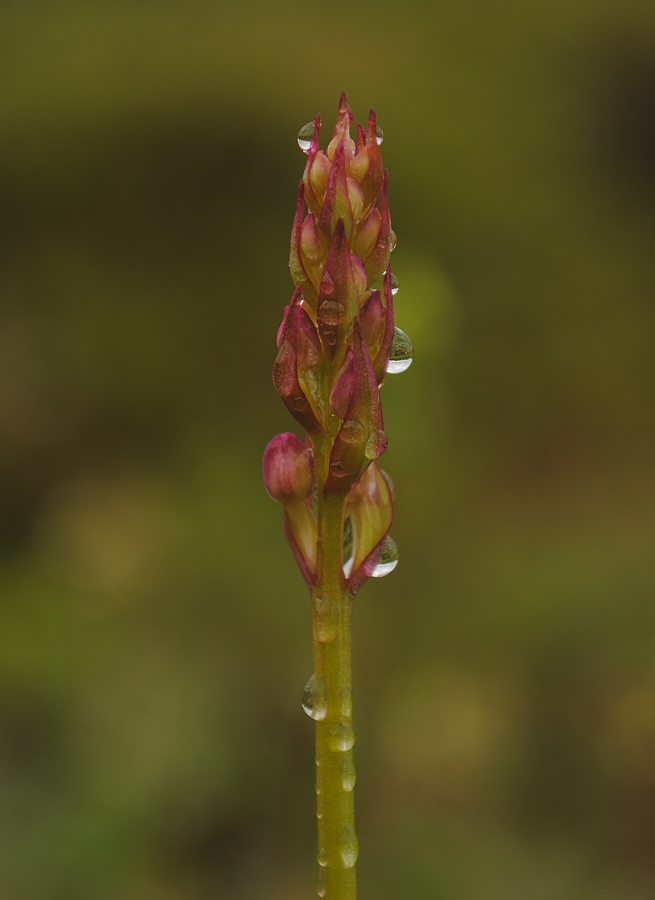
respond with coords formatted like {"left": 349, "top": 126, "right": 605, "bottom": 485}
{"left": 263, "top": 432, "right": 314, "bottom": 503}
{"left": 263, "top": 432, "right": 318, "bottom": 587}
{"left": 273, "top": 287, "right": 324, "bottom": 434}
{"left": 345, "top": 460, "right": 394, "bottom": 596}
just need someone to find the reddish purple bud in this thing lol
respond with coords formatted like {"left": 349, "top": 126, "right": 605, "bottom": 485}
{"left": 289, "top": 181, "right": 319, "bottom": 311}
{"left": 352, "top": 206, "right": 381, "bottom": 262}
{"left": 356, "top": 123, "right": 366, "bottom": 153}
{"left": 359, "top": 266, "right": 395, "bottom": 384}
{"left": 324, "top": 318, "right": 387, "bottom": 493}
{"left": 372, "top": 266, "right": 396, "bottom": 384}
{"left": 344, "top": 460, "right": 394, "bottom": 597}
{"left": 263, "top": 433, "right": 318, "bottom": 586}
{"left": 317, "top": 220, "right": 364, "bottom": 357}
{"left": 364, "top": 170, "right": 392, "bottom": 285}
{"left": 300, "top": 213, "right": 327, "bottom": 296}
{"left": 330, "top": 349, "right": 354, "bottom": 419}
{"left": 358, "top": 109, "right": 385, "bottom": 210}
{"left": 319, "top": 143, "right": 353, "bottom": 242}
{"left": 263, "top": 432, "right": 314, "bottom": 503}
{"left": 273, "top": 288, "right": 324, "bottom": 434}
{"left": 326, "top": 92, "right": 356, "bottom": 165}
{"left": 360, "top": 290, "right": 385, "bottom": 356}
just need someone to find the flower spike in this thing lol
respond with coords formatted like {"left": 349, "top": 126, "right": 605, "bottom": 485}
{"left": 266, "top": 96, "right": 410, "bottom": 898}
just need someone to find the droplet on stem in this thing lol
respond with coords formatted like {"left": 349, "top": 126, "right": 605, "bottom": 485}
{"left": 375, "top": 124, "right": 384, "bottom": 146}
{"left": 390, "top": 230, "right": 397, "bottom": 252}
{"left": 328, "top": 723, "right": 355, "bottom": 752}
{"left": 302, "top": 673, "right": 327, "bottom": 720}
{"left": 390, "top": 273, "right": 400, "bottom": 295}
{"left": 339, "top": 826, "right": 359, "bottom": 869}
{"left": 342, "top": 756, "right": 356, "bottom": 791}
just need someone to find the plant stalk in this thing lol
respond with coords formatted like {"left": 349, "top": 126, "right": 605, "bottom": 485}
{"left": 312, "top": 475, "right": 358, "bottom": 900}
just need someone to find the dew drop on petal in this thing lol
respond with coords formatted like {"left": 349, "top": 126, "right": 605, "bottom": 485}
{"left": 330, "top": 460, "right": 347, "bottom": 478}
{"left": 328, "top": 723, "right": 355, "bottom": 752}
{"left": 342, "top": 757, "right": 356, "bottom": 791}
{"left": 340, "top": 419, "right": 364, "bottom": 444}
{"left": 390, "top": 273, "right": 400, "bottom": 295}
{"left": 320, "top": 299, "right": 345, "bottom": 325}
{"left": 339, "top": 826, "right": 359, "bottom": 869}
{"left": 375, "top": 124, "right": 384, "bottom": 146}
{"left": 302, "top": 673, "right": 327, "bottom": 720}
{"left": 298, "top": 121, "right": 316, "bottom": 152}
{"left": 364, "top": 428, "right": 388, "bottom": 460}
{"left": 390, "top": 230, "right": 397, "bottom": 252}
{"left": 372, "top": 535, "right": 399, "bottom": 578}
{"left": 386, "top": 326, "right": 414, "bottom": 374}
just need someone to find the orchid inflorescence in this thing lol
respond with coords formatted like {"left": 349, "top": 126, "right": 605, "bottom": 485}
{"left": 264, "top": 93, "right": 412, "bottom": 595}
{"left": 263, "top": 94, "right": 411, "bottom": 899}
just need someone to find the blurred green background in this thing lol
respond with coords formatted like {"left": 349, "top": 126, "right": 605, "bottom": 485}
{"left": 2, "top": 1, "right": 655, "bottom": 898}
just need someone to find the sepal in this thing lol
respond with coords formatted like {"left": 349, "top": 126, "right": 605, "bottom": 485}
{"left": 317, "top": 220, "right": 366, "bottom": 358}
{"left": 364, "top": 170, "right": 392, "bottom": 284}
{"left": 263, "top": 432, "right": 317, "bottom": 586}
{"left": 289, "top": 181, "right": 319, "bottom": 311}
{"left": 273, "top": 288, "right": 324, "bottom": 434}
{"left": 344, "top": 461, "right": 394, "bottom": 596}
{"left": 324, "top": 317, "right": 387, "bottom": 493}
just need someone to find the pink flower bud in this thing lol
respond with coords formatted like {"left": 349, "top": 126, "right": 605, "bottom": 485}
{"left": 364, "top": 170, "right": 392, "bottom": 285}
{"left": 344, "top": 460, "right": 394, "bottom": 596}
{"left": 263, "top": 432, "right": 314, "bottom": 503}
{"left": 263, "top": 433, "right": 318, "bottom": 587}
{"left": 290, "top": 181, "right": 319, "bottom": 312}
{"left": 273, "top": 288, "right": 324, "bottom": 434}
{"left": 324, "top": 317, "right": 387, "bottom": 493}
{"left": 319, "top": 142, "right": 354, "bottom": 242}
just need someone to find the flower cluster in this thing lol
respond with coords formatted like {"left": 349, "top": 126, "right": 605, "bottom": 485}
{"left": 264, "top": 94, "right": 409, "bottom": 594}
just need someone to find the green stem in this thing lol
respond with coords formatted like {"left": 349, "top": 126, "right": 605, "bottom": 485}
{"left": 312, "top": 483, "right": 358, "bottom": 900}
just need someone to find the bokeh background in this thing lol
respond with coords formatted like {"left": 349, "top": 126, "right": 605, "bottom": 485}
{"left": 2, "top": 1, "right": 655, "bottom": 898}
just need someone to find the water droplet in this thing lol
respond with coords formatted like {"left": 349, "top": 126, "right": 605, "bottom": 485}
{"left": 328, "top": 723, "right": 355, "bottom": 752}
{"left": 314, "top": 595, "right": 338, "bottom": 643}
{"left": 340, "top": 687, "right": 353, "bottom": 719}
{"left": 320, "top": 299, "right": 345, "bottom": 325}
{"left": 342, "top": 757, "right": 356, "bottom": 791}
{"left": 343, "top": 556, "right": 354, "bottom": 578}
{"left": 298, "top": 121, "right": 315, "bottom": 152}
{"left": 339, "top": 826, "right": 359, "bottom": 869}
{"left": 330, "top": 460, "right": 347, "bottom": 478}
{"left": 302, "top": 673, "right": 327, "bottom": 720}
{"left": 364, "top": 428, "right": 388, "bottom": 460}
{"left": 390, "top": 273, "right": 400, "bottom": 295}
{"left": 318, "top": 848, "right": 328, "bottom": 867}
{"left": 322, "top": 327, "right": 337, "bottom": 346}
{"left": 317, "top": 869, "right": 327, "bottom": 897}
{"left": 340, "top": 419, "right": 364, "bottom": 444}
{"left": 316, "top": 793, "right": 324, "bottom": 818}
{"left": 389, "top": 230, "right": 397, "bottom": 252}
{"left": 375, "top": 124, "right": 384, "bottom": 146}
{"left": 386, "top": 326, "right": 414, "bottom": 374}
{"left": 321, "top": 271, "right": 335, "bottom": 295}
{"left": 372, "top": 535, "right": 399, "bottom": 578}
